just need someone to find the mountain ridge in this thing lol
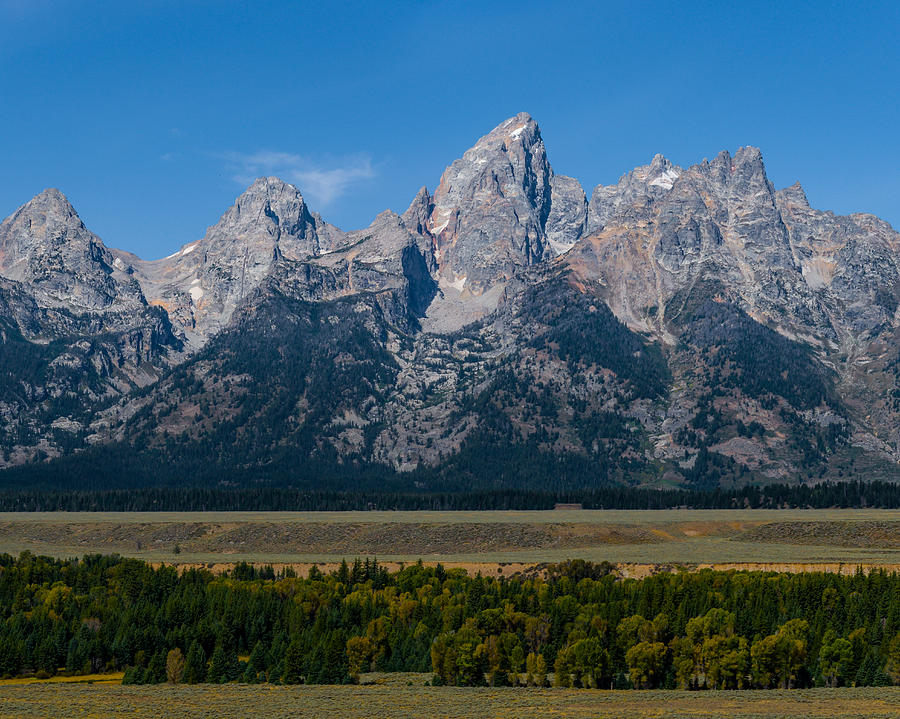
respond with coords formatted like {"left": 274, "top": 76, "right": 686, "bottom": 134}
{"left": 2, "top": 112, "right": 899, "bottom": 490}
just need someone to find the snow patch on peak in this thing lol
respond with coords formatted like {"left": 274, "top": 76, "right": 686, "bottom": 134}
{"left": 649, "top": 168, "right": 681, "bottom": 190}
{"left": 549, "top": 239, "right": 576, "bottom": 256}
{"left": 440, "top": 274, "right": 467, "bottom": 293}
{"left": 429, "top": 206, "right": 453, "bottom": 236}
{"left": 430, "top": 219, "right": 449, "bottom": 236}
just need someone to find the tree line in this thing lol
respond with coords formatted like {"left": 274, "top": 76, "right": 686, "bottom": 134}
{"left": 0, "top": 553, "right": 898, "bottom": 689}
{"left": 0, "top": 480, "right": 898, "bottom": 512}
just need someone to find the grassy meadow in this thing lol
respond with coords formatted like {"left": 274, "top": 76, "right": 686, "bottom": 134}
{"left": 0, "top": 681, "right": 897, "bottom": 718}
{"left": 0, "top": 508, "right": 897, "bottom": 569}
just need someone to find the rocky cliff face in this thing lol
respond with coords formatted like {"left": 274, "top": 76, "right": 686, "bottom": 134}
{"left": 2, "top": 113, "right": 900, "bottom": 488}
{"left": 124, "top": 177, "right": 343, "bottom": 346}
{"left": 427, "top": 113, "right": 553, "bottom": 294}
{"left": 564, "top": 143, "right": 900, "bottom": 477}
{"left": 580, "top": 147, "right": 900, "bottom": 351}
{"left": 0, "top": 191, "right": 181, "bottom": 464}
{"left": 0, "top": 189, "right": 146, "bottom": 312}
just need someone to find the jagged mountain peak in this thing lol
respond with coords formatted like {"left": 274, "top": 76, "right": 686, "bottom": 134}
{"left": 642, "top": 154, "right": 682, "bottom": 190}
{"left": 733, "top": 144, "right": 764, "bottom": 162}
{"left": 434, "top": 112, "right": 547, "bottom": 206}
{"left": 216, "top": 176, "right": 313, "bottom": 237}
{"left": 730, "top": 146, "right": 770, "bottom": 185}
{"left": 504, "top": 110, "right": 536, "bottom": 125}
{"left": 25, "top": 187, "right": 77, "bottom": 212}
{"left": 777, "top": 181, "right": 810, "bottom": 208}
{"left": 2, "top": 187, "right": 84, "bottom": 246}
{"left": 475, "top": 111, "right": 541, "bottom": 149}
{"left": 0, "top": 187, "right": 86, "bottom": 277}
{"left": 174, "top": 175, "right": 334, "bottom": 268}
{"left": 245, "top": 175, "right": 296, "bottom": 191}
{"left": 401, "top": 186, "right": 433, "bottom": 237}
{"left": 129, "top": 176, "right": 332, "bottom": 345}
{"left": 648, "top": 152, "right": 673, "bottom": 170}
{"left": 585, "top": 154, "right": 684, "bottom": 234}
{"left": 703, "top": 145, "right": 769, "bottom": 184}
{"left": 6, "top": 116, "right": 900, "bottom": 489}
{"left": 231, "top": 176, "right": 314, "bottom": 219}
{"left": 0, "top": 186, "right": 148, "bottom": 312}
{"left": 427, "top": 111, "right": 553, "bottom": 294}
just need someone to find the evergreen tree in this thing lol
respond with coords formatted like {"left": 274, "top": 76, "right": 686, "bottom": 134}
{"left": 243, "top": 641, "right": 267, "bottom": 683}
{"left": 206, "top": 645, "right": 229, "bottom": 684}
{"left": 886, "top": 632, "right": 900, "bottom": 685}
{"left": 146, "top": 650, "right": 167, "bottom": 684}
{"left": 225, "top": 648, "right": 242, "bottom": 682}
{"left": 183, "top": 641, "right": 206, "bottom": 684}
{"left": 282, "top": 639, "right": 304, "bottom": 684}
{"left": 122, "top": 666, "right": 145, "bottom": 685}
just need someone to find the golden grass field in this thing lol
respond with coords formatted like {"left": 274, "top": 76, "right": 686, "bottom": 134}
{"left": 0, "top": 680, "right": 897, "bottom": 719}
{"left": 0, "top": 672, "right": 124, "bottom": 687}
{"left": 0, "top": 509, "right": 897, "bottom": 573}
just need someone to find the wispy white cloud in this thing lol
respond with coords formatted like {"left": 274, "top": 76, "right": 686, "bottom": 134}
{"left": 223, "top": 150, "right": 376, "bottom": 206}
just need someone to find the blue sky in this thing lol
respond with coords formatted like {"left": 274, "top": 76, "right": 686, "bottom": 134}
{"left": 1, "top": 1, "right": 898, "bottom": 259}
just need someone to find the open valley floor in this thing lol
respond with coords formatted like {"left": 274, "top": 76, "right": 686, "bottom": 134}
{"left": 0, "top": 681, "right": 897, "bottom": 719}
{"left": 0, "top": 509, "right": 898, "bottom": 573}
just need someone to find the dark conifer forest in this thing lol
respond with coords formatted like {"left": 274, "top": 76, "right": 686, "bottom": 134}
{"left": 0, "top": 481, "right": 897, "bottom": 512}
{"left": 1, "top": 554, "right": 898, "bottom": 689}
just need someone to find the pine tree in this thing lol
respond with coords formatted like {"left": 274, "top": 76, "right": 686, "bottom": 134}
{"left": 336, "top": 559, "right": 350, "bottom": 585}
{"left": 886, "top": 632, "right": 900, "bottom": 685}
{"left": 183, "top": 641, "right": 206, "bottom": 684}
{"left": 855, "top": 651, "right": 877, "bottom": 686}
{"left": 282, "top": 639, "right": 304, "bottom": 684}
{"left": 206, "top": 645, "right": 229, "bottom": 684}
{"left": 226, "top": 648, "right": 242, "bottom": 682}
{"left": 243, "top": 641, "right": 267, "bottom": 683}
{"left": 122, "top": 666, "right": 145, "bottom": 685}
{"left": 146, "top": 650, "right": 167, "bottom": 684}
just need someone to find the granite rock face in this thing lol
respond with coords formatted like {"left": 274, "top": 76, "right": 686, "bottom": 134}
{"left": 4, "top": 113, "right": 900, "bottom": 486}
{"left": 586, "top": 153, "right": 683, "bottom": 235}
{"left": 566, "top": 142, "right": 900, "bottom": 470}
{"left": 418, "top": 113, "right": 591, "bottom": 331}
{"left": 546, "top": 174, "right": 588, "bottom": 255}
{"left": 427, "top": 113, "right": 554, "bottom": 293}
{"left": 0, "top": 189, "right": 146, "bottom": 312}
{"left": 125, "top": 177, "right": 346, "bottom": 346}
{"left": 569, "top": 145, "right": 900, "bottom": 349}
{"left": 0, "top": 192, "right": 181, "bottom": 463}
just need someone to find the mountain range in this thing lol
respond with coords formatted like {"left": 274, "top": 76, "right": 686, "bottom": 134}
{"left": 2, "top": 112, "right": 900, "bottom": 492}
